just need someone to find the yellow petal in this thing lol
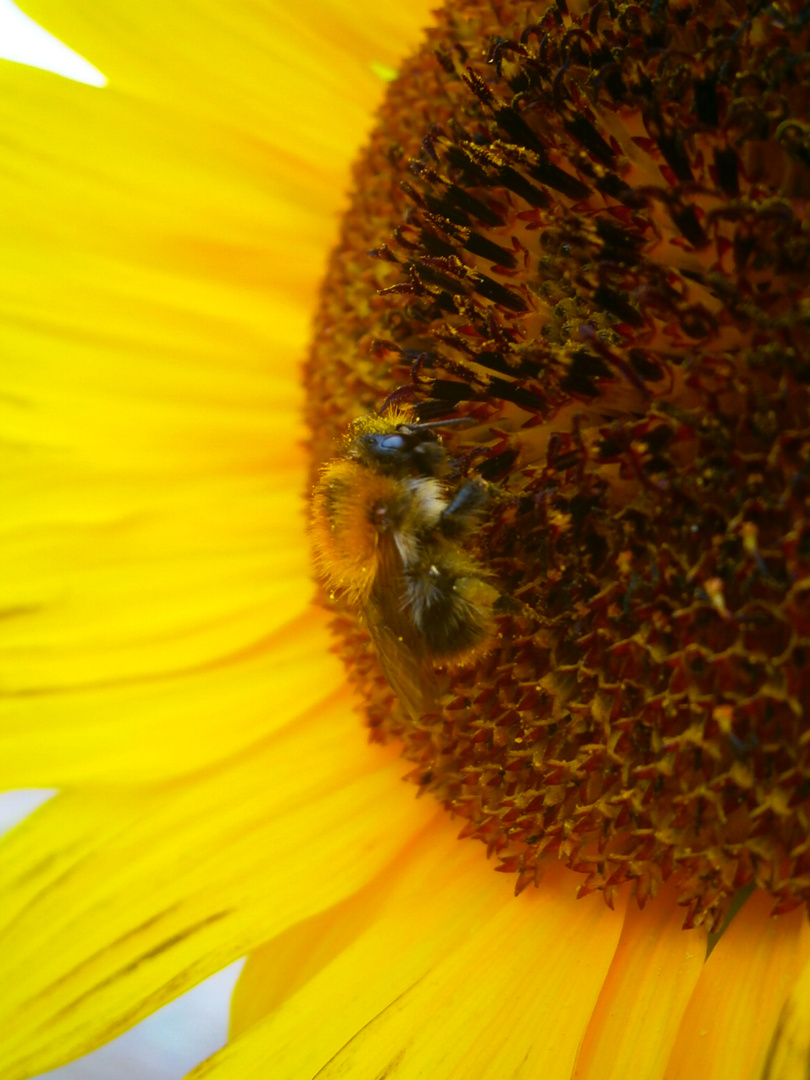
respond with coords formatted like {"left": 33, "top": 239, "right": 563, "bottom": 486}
{"left": 0, "top": 0, "right": 432, "bottom": 784}
{"left": 193, "top": 852, "right": 628, "bottom": 1080}
{"left": 1, "top": 607, "right": 349, "bottom": 786}
{"left": 664, "top": 891, "right": 810, "bottom": 1080}
{"left": 760, "top": 946, "right": 810, "bottom": 1080}
{"left": 20, "top": 1, "right": 429, "bottom": 152}
{"left": 0, "top": 695, "right": 437, "bottom": 1078}
{"left": 6, "top": 1, "right": 428, "bottom": 248}
{"left": 573, "top": 884, "right": 706, "bottom": 1080}
{"left": 0, "top": 0, "right": 446, "bottom": 1075}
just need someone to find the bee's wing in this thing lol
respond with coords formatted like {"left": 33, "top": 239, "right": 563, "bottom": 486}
{"left": 364, "top": 540, "right": 440, "bottom": 724}
{"left": 365, "top": 599, "right": 440, "bottom": 723}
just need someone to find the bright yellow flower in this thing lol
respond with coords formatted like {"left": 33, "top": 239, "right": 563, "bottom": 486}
{"left": 2, "top": 2, "right": 810, "bottom": 1079}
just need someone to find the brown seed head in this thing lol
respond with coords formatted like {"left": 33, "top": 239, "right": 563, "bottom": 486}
{"left": 305, "top": 0, "right": 810, "bottom": 930}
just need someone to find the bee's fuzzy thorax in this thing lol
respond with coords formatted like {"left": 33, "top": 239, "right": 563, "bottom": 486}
{"left": 310, "top": 459, "right": 396, "bottom": 605}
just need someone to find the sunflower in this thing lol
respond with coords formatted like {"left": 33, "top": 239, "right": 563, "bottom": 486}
{"left": 2, "top": 1, "right": 810, "bottom": 1078}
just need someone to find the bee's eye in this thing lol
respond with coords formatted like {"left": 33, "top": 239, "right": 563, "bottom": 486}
{"left": 378, "top": 434, "right": 406, "bottom": 451}
{"left": 361, "top": 432, "right": 407, "bottom": 462}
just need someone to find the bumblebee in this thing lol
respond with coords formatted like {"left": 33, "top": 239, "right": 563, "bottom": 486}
{"left": 310, "top": 408, "right": 500, "bottom": 720}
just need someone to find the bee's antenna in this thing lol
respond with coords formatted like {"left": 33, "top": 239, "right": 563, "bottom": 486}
{"left": 404, "top": 417, "right": 477, "bottom": 433}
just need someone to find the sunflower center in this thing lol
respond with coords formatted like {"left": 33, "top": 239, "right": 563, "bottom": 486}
{"left": 305, "top": 0, "right": 810, "bottom": 931}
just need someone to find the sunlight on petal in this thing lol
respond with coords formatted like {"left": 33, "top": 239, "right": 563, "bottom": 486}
{"left": 368, "top": 61, "right": 398, "bottom": 82}
{"left": 0, "top": 0, "right": 105, "bottom": 85}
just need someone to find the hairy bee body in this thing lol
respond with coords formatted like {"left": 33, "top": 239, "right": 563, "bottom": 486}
{"left": 311, "top": 409, "right": 499, "bottom": 719}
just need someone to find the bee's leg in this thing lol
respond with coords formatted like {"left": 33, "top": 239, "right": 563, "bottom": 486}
{"left": 440, "top": 478, "right": 488, "bottom": 538}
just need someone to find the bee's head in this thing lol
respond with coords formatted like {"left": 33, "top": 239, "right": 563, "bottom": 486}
{"left": 355, "top": 424, "right": 446, "bottom": 477}
{"left": 344, "top": 409, "right": 475, "bottom": 477}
